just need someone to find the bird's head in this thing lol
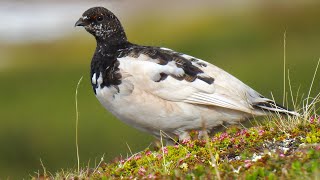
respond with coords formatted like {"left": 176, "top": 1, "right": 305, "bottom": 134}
{"left": 75, "top": 7, "right": 127, "bottom": 44}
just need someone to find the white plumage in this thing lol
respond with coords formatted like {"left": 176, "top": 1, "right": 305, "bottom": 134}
{"left": 93, "top": 48, "right": 296, "bottom": 140}
{"left": 76, "top": 7, "right": 298, "bottom": 142}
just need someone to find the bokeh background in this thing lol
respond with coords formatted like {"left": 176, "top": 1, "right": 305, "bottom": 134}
{"left": 1, "top": 0, "right": 320, "bottom": 178}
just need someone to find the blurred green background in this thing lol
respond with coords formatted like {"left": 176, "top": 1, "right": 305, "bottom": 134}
{"left": 0, "top": 0, "right": 320, "bottom": 178}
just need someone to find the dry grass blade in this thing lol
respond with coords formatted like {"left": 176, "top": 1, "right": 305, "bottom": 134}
{"left": 283, "top": 30, "right": 287, "bottom": 106}
{"left": 305, "top": 58, "right": 320, "bottom": 119}
{"left": 93, "top": 155, "right": 105, "bottom": 174}
{"left": 75, "top": 76, "right": 83, "bottom": 173}
{"left": 160, "top": 130, "right": 168, "bottom": 174}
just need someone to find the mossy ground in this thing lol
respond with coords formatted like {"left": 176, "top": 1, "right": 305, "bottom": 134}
{"left": 35, "top": 116, "right": 320, "bottom": 179}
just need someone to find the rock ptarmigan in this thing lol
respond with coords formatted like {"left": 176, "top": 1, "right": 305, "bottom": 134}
{"left": 75, "top": 7, "right": 298, "bottom": 142}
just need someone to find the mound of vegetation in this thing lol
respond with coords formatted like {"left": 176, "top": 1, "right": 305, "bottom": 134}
{"left": 36, "top": 116, "right": 320, "bottom": 179}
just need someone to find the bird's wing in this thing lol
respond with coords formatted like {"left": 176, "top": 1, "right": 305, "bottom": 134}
{"left": 116, "top": 46, "right": 286, "bottom": 115}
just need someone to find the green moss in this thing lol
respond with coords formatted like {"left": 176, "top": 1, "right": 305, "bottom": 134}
{"left": 36, "top": 117, "right": 320, "bottom": 179}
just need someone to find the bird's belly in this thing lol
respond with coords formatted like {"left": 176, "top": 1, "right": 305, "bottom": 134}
{"left": 95, "top": 86, "right": 249, "bottom": 137}
{"left": 95, "top": 86, "right": 203, "bottom": 135}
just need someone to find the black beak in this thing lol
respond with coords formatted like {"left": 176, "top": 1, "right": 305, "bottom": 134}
{"left": 75, "top": 18, "right": 87, "bottom": 27}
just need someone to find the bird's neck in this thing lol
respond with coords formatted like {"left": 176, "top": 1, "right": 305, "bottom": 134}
{"left": 95, "top": 40, "right": 129, "bottom": 58}
{"left": 96, "top": 34, "right": 127, "bottom": 45}
{"left": 92, "top": 40, "right": 131, "bottom": 71}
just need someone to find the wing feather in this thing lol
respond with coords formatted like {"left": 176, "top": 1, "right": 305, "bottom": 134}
{"left": 117, "top": 47, "right": 292, "bottom": 115}
{"left": 185, "top": 92, "right": 253, "bottom": 113}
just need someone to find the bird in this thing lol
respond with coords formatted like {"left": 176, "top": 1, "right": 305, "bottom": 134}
{"left": 75, "top": 7, "right": 298, "bottom": 143}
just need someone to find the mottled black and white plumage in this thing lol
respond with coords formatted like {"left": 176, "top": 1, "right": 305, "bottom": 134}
{"left": 75, "top": 7, "right": 298, "bottom": 141}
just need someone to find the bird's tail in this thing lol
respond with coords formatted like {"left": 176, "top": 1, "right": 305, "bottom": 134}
{"left": 253, "top": 101, "right": 300, "bottom": 117}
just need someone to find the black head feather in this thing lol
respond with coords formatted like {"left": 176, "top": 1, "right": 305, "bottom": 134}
{"left": 76, "top": 7, "right": 127, "bottom": 45}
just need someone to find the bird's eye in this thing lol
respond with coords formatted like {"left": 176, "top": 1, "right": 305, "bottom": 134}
{"left": 96, "top": 16, "right": 104, "bottom": 22}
